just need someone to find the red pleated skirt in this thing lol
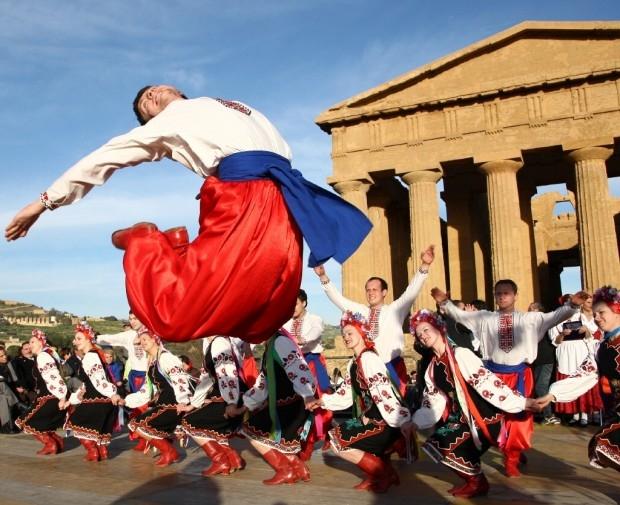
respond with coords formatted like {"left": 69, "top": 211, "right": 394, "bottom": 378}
{"left": 554, "top": 371, "right": 603, "bottom": 415}
{"left": 123, "top": 176, "right": 302, "bottom": 343}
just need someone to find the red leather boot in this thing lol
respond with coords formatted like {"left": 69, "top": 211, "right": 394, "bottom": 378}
{"left": 163, "top": 227, "right": 189, "bottom": 256}
{"left": 150, "top": 438, "right": 180, "bottom": 467}
{"left": 34, "top": 434, "right": 57, "bottom": 455}
{"left": 49, "top": 432, "right": 64, "bottom": 453}
{"left": 200, "top": 441, "right": 232, "bottom": 476}
{"left": 298, "top": 429, "right": 316, "bottom": 462}
{"left": 98, "top": 444, "right": 109, "bottom": 460}
{"left": 133, "top": 436, "right": 148, "bottom": 452}
{"left": 80, "top": 439, "right": 100, "bottom": 461}
{"left": 111, "top": 222, "right": 158, "bottom": 250}
{"left": 354, "top": 452, "right": 394, "bottom": 493}
{"left": 261, "top": 450, "right": 298, "bottom": 485}
{"left": 286, "top": 454, "right": 310, "bottom": 482}
{"left": 221, "top": 444, "right": 246, "bottom": 472}
{"left": 451, "top": 473, "right": 490, "bottom": 498}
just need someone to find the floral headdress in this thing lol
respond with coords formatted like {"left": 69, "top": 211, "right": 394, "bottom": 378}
{"left": 409, "top": 309, "right": 447, "bottom": 337}
{"left": 137, "top": 325, "right": 162, "bottom": 346}
{"left": 340, "top": 311, "right": 374, "bottom": 349}
{"left": 31, "top": 328, "right": 48, "bottom": 347}
{"left": 75, "top": 321, "right": 96, "bottom": 342}
{"left": 593, "top": 286, "right": 620, "bottom": 315}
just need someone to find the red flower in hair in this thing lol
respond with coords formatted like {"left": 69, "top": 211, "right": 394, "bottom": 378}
{"left": 340, "top": 311, "right": 374, "bottom": 349}
{"left": 31, "top": 328, "right": 47, "bottom": 346}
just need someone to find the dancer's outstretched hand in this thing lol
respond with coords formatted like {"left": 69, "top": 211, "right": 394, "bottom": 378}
{"left": 5, "top": 200, "right": 46, "bottom": 241}
{"left": 570, "top": 291, "right": 590, "bottom": 307}
{"left": 420, "top": 245, "right": 435, "bottom": 266}
{"left": 533, "top": 394, "right": 554, "bottom": 410}
{"left": 524, "top": 398, "right": 542, "bottom": 413}
{"left": 430, "top": 287, "right": 449, "bottom": 303}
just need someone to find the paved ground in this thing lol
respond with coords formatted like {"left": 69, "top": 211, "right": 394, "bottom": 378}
{"left": 0, "top": 423, "right": 618, "bottom": 505}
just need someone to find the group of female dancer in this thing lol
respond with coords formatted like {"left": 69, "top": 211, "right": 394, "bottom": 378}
{"left": 13, "top": 284, "right": 620, "bottom": 498}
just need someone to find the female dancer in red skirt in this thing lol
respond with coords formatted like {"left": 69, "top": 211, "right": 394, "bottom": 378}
{"left": 123, "top": 330, "right": 191, "bottom": 467}
{"left": 63, "top": 323, "right": 122, "bottom": 461}
{"left": 16, "top": 329, "right": 67, "bottom": 455}
{"left": 5, "top": 86, "right": 371, "bottom": 344}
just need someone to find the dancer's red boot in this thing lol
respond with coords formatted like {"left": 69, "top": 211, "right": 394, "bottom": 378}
{"left": 111, "top": 222, "right": 158, "bottom": 250}
{"left": 49, "top": 432, "right": 64, "bottom": 453}
{"left": 34, "top": 433, "right": 57, "bottom": 455}
{"left": 150, "top": 438, "right": 180, "bottom": 467}
{"left": 451, "top": 473, "right": 490, "bottom": 498}
{"left": 286, "top": 454, "right": 310, "bottom": 482}
{"left": 163, "top": 226, "right": 189, "bottom": 256}
{"left": 354, "top": 452, "right": 395, "bottom": 493}
{"left": 200, "top": 441, "right": 232, "bottom": 476}
{"left": 79, "top": 439, "right": 100, "bottom": 462}
{"left": 221, "top": 444, "right": 246, "bottom": 472}
{"left": 261, "top": 450, "right": 297, "bottom": 485}
{"left": 98, "top": 444, "right": 109, "bottom": 460}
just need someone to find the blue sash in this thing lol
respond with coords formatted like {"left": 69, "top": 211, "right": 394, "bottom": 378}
{"left": 218, "top": 151, "right": 372, "bottom": 267}
{"left": 484, "top": 361, "right": 528, "bottom": 395}
{"left": 303, "top": 353, "right": 331, "bottom": 391}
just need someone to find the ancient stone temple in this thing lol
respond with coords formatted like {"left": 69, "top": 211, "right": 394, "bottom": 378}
{"left": 316, "top": 21, "right": 620, "bottom": 311}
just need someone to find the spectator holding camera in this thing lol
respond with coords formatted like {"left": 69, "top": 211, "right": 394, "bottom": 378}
{"left": 549, "top": 293, "right": 603, "bottom": 426}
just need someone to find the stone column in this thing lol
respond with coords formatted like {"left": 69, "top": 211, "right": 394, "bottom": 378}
{"left": 443, "top": 190, "right": 476, "bottom": 303}
{"left": 567, "top": 146, "right": 620, "bottom": 292}
{"left": 333, "top": 179, "right": 372, "bottom": 304}
{"left": 367, "top": 192, "right": 393, "bottom": 301}
{"left": 479, "top": 159, "right": 527, "bottom": 308}
{"left": 518, "top": 183, "right": 539, "bottom": 304}
{"left": 401, "top": 169, "right": 446, "bottom": 310}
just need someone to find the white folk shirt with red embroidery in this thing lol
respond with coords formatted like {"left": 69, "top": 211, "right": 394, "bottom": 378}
{"left": 191, "top": 336, "right": 239, "bottom": 408}
{"left": 413, "top": 347, "right": 527, "bottom": 430}
{"left": 321, "top": 270, "right": 429, "bottom": 363}
{"left": 242, "top": 335, "right": 316, "bottom": 412}
{"left": 321, "top": 351, "right": 411, "bottom": 428}
{"left": 42, "top": 97, "right": 292, "bottom": 208}
{"left": 37, "top": 352, "right": 67, "bottom": 401}
{"left": 282, "top": 312, "right": 325, "bottom": 354}
{"left": 443, "top": 301, "right": 577, "bottom": 366}
{"left": 125, "top": 351, "right": 191, "bottom": 409}
{"left": 97, "top": 329, "right": 148, "bottom": 373}
{"left": 69, "top": 352, "right": 117, "bottom": 405}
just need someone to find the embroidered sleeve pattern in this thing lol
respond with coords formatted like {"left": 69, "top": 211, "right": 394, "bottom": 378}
{"left": 321, "top": 361, "right": 354, "bottom": 411}
{"left": 455, "top": 347, "right": 526, "bottom": 413}
{"left": 83, "top": 353, "right": 117, "bottom": 398}
{"left": 190, "top": 372, "right": 215, "bottom": 408}
{"left": 124, "top": 380, "right": 152, "bottom": 409}
{"left": 212, "top": 338, "right": 239, "bottom": 405}
{"left": 242, "top": 371, "right": 268, "bottom": 411}
{"left": 162, "top": 353, "right": 191, "bottom": 404}
{"left": 361, "top": 352, "right": 410, "bottom": 427}
{"left": 275, "top": 336, "right": 316, "bottom": 398}
{"left": 412, "top": 382, "right": 446, "bottom": 430}
{"left": 38, "top": 354, "right": 67, "bottom": 400}
{"left": 549, "top": 354, "right": 599, "bottom": 403}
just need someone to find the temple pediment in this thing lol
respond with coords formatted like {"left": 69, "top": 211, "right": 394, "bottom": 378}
{"left": 317, "top": 21, "right": 620, "bottom": 130}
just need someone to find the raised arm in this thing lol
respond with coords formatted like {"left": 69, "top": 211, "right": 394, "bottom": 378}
{"left": 313, "top": 265, "right": 366, "bottom": 313}
{"left": 391, "top": 245, "right": 434, "bottom": 317}
{"left": 96, "top": 329, "right": 135, "bottom": 349}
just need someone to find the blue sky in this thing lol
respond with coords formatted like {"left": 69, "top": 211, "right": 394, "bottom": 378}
{"left": 1, "top": 1, "right": 618, "bottom": 325}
